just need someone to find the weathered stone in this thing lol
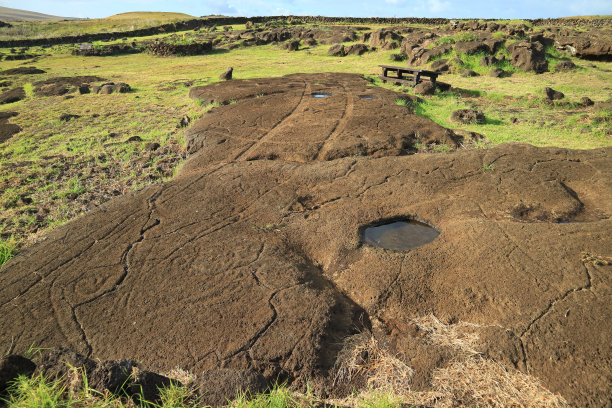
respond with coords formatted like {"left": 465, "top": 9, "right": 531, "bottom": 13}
{"left": 414, "top": 81, "right": 435, "bottom": 95}
{"left": 220, "top": 67, "right": 233, "bottom": 80}
{"left": 544, "top": 87, "right": 564, "bottom": 100}
{"left": 0, "top": 355, "right": 36, "bottom": 395}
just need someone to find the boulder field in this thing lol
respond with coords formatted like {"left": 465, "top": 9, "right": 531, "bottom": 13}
{"left": 1, "top": 73, "right": 610, "bottom": 406}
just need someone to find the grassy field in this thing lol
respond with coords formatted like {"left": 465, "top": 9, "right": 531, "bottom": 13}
{"left": 0, "top": 12, "right": 196, "bottom": 40}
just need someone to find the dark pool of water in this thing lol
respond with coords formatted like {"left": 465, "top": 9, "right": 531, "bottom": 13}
{"left": 311, "top": 93, "right": 331, "bottom": 98}
{"left": 362, "top": 220, "right": 439, "bottom": 251}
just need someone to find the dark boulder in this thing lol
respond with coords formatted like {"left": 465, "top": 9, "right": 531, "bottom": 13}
{"left": 220, "top": 67, "right": 233, "bottom": 80}
{"left": 390, "top": 53, "right": 405, "bottom": 62}
{"left": 555, "top": 60, "right": 577, "bottom": 71}
{"left": 113, "top": 83, "right": 131, "bottom": 93}
{"left": 78, "top": 85, "right": 90, "bottom": 94}
{"left": 507, "top": 41, "right": 548, "bottom": 73}
{"left": 430, "top": 58, "right": 451, "bottom": 72}
{"left": 489, "top": 68, "right": 508, "bottom": 77}
{"left": 328, "top": 44, "right": 346, "bottom": 57}
{"left": 194, "top": 369, "right": 268, "bottom": 408}
{"left": 461, "top": 68, "right": 479, "bottom": 77}
{"left": 282, "top": 40, "right": 300, "bottom": 51}
{"left": 369, "top": 29, "right": 402, "bottom": 49}
{"left": 345, "top": 43, "right": 369, "bottom": 56}
{"left": 451, "top": 109, "right": 486, "bottom": 124}
{"left": 0, "top": 87, "right": 25, "bottom": 104}
{"left": 0, "top": 355, "right": 36, "bottom": 395}
{"left": 580, "top": 97, "right": 594, "bottom": 106}
{"left": 100, "top": 84, "right": 115, "bottom": 94}
{"left": 414, "top": 81, "right": 435, "bottom": 95}
{"left": 480, "top": 55, "right": 498, "bottom": 66}
{"left": 544, "top": 87, "right": 564, "bottom": 100}
{"left": 455, "top": 41, "right": 490, "bottom": 55}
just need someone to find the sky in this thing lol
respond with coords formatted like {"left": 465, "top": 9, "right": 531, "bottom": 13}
{"left": 2, "top": 0, "right": 611, "bottom": 20}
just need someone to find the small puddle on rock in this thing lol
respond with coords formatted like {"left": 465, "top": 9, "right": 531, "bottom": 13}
{"left": 358, "top": 95, "right": 375, "bottom": 100}
{"left": 311, "top": 93, "right": 331, "bottom": 98}
{"left": 362, "top": 219, "right": 439, "bottom": 251}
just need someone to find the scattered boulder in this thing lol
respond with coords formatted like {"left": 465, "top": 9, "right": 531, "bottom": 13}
{"left": 345, "top": 43, "right": 369, "bottom": 56}
{"left": 100, "top": 85, "right": 115, "bottom": 94}
{"left": 455, "top": 41, "right": 490, "bottom": 55}
{"left": 220, "top": 67, "right": 233, "bottom": 80}
{"left": 580, "top": 97, "right": 594, "bottom": 106}
{"left": 369, "top": 29, "right": 402, "bottom": 49}
{"left": 544, "top": 87, "right": 565, "bottom": 100}
{"left": 390, "top": 53, "right": 405, "bottom": 62}
{"left": 0, "top": 67, "right": 45, "bottom": 76}
{"left": 507, "top": 41, "right": 548, "bottom": 73}
{"left": 555, "top": 60, "right": 577, "bottom": 71}
{"left": 430, "top": 58, "right": 451, "bottom": 72}
{"left": 78, "top": 85, "right": 90, "bottom": 94}
{"left": 489, "top": 68, "right": 508, "bottom": 78}
{"left": 451, "top": 109, "right": 486, "bottom": 124}
{"left": 414, "top": 81, "right": 435, "bottom": 95}
{"left": 282, "top": 40, "right": 300, "bottom": 51}
{"left": 195, "top": 369, "right": 268, "bottom": 407}
{"left": 304, "top": 38, "right": 317, "bottom": 47}
{"left": 480, "top": 55, "right": 498, "bottom": 66}
{"left": 0, "top": 87, "right": 25, "bottom": 104}
{"left": 328, "top": 44, "right": 345, "bottom": 56}
{"left": 461, "top": 68, "right": 479, "bottom": 77}
{"left": 0, "top": 355, "right": 36, "bottom": 395}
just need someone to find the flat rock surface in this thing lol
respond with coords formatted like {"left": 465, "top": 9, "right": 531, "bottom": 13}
{"left": 1, "top": 73, "right": 610, "bottom": 406}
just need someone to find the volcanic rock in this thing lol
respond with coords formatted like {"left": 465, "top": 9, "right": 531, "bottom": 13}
{"left": 327, "top": 44, "right": 345, "bottom": 56}
{"left": 430, "top": 58, "right": 451, "bottom": 72}
{"left": 345, "top": 43, "right": 369, "bottom": 56}
{"left": 220, "top": 67, "right": 233, "bottom": 80}
{"left": 544, "top": 87, "right": 564, "bottom": 100}
{"left": 555, "top": 60, "right": 577, "bottom": 71}
{"left": 1, "top": 73, "right": 610, "bottom": 407}
{"left": 507, "top": 41, "right": 548, "bottom": 73}
{"left": 489, "top": 68, "right": 507, "bottom": 77}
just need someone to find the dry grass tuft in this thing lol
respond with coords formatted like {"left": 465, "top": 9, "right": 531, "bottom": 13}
{"left": 334, "top": 331, "right": 413, "bottom": 393}
{"left": 412, "top": 314, "right": 482, "bottom": 356}
{"left": 432, "top": 358, "right": 569, "bottom": 408}
{"left": 331, "top": 315, "right": 569, "bottom": 407}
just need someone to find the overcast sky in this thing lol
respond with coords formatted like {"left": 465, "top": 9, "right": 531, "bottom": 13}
{"left": 3, "top": 0, "right": 611, "bottom": 19}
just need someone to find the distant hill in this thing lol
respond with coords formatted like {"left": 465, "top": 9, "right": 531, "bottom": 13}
{"left": 105, "top": 12, "right": 195, "bottom": 21}
{"left": 0, "top": 6, "right": 75, "bottom": 21}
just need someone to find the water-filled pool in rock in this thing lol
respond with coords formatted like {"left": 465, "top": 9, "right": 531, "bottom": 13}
{"left": 362, "top": 219, "right": 439, "bottom": 250}
{"left": 358, "top": 95, "right": 375, "bottom": 100}
{"left": 311, "top": 93, "right": 331, "bottom": 98}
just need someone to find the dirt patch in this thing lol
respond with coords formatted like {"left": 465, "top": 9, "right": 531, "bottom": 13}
{"left": 0, "top": 87, "right": 25, "bottom": 104}
{"left": 0, "top": 66, "right": 45, "bottom": 76}
{"left": 1, "top": 73, "right": 610, "bottom": 406}
{"left": 0, "top": 110, "right": 21, "bottom": 143}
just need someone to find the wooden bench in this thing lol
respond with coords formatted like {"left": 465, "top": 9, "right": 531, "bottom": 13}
{"left": 378, "top": 65, "right": 440, "bottom": 87}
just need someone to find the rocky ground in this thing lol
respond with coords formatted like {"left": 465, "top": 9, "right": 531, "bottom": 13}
{"left": 1, "top": 73, "right": 610, "bottom": 406}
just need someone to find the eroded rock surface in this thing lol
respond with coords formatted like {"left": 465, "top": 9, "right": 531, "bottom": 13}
{"left": 1, "top": 73, "right": 610, "bottom": 406}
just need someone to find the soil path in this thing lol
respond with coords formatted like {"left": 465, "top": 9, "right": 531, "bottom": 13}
{"left": 2, "top": 73, "right": 610, "bottom": 405}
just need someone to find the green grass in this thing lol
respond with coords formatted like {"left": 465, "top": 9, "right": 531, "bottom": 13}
{"left": 2, "top": 375, "right": 406, "bottom": 408}
{"left": 0, "top": 237, "right": 17, "bottom": 267}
